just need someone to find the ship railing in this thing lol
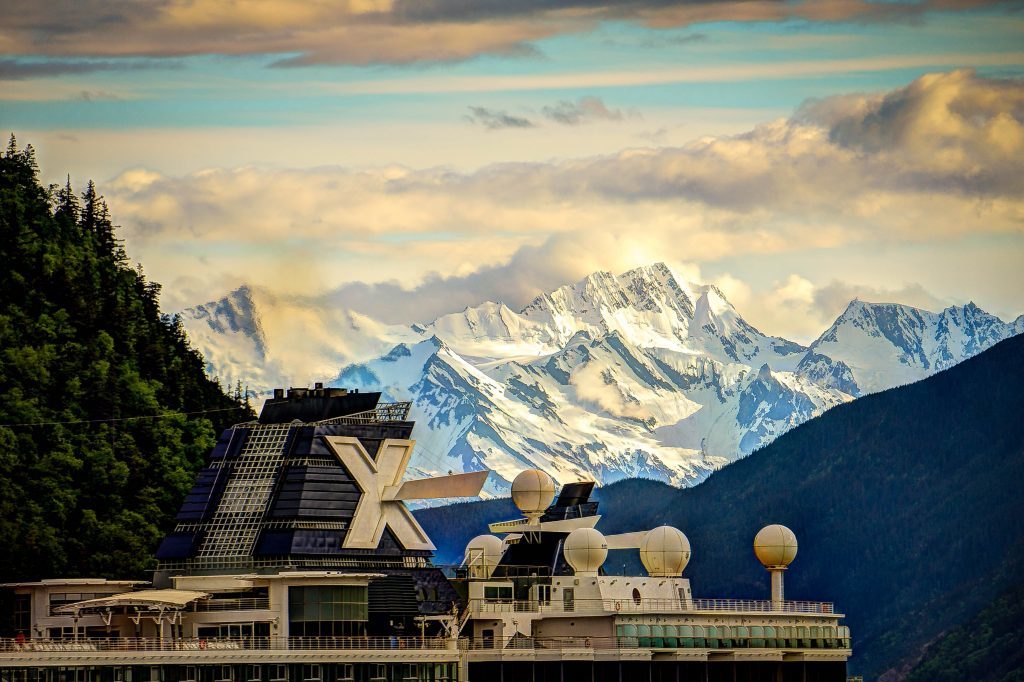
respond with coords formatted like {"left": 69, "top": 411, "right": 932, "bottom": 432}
{"left": 192, "top": 597, "right": 271, "bottom": 611}
{"left": 461, "top": 632, "right": 852, "bottom": 651}
{"left": 467, "top": 597, "right": 835, "bottom": 615}
{"left": 314, "top": 402, "right": 412, "bottom": 425}
{"left": 0, "top": 636, "right": 452, "bottom": 653}
{"left": 159, "top": 554, "right": 430, "bottom": 573}
{"left": 692, "top": 598, "right": 835, "bottom": 614}
{"left": 442, "top": 564, "right": 554, "bottom": 580}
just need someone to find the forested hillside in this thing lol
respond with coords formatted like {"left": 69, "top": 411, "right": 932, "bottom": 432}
{"left": 0, "top": 137, "right": 252, "bottom": 582}
{"left": 417, "top": 333, "right": 1024, "bottom": 680}
{"left": 904, "top": 580, "right": 1024, "bottom": 682}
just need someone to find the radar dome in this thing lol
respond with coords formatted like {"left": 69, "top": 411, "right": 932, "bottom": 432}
{"left": 563, "top": 528, "right": 608, "bottom": 576}
{"left": 511, "top": 469, "right": 556, "bottom": 521}
{"left": 754, "top": 525, "right": 798, "bottom": 568}
{"left": 639, "top": 526, "right": 691, "bottom": 577}
{"left": 464, "top": 535, "right": 504, "bottom": 579}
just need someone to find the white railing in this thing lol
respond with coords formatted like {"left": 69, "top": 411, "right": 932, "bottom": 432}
{"left": 0, "top": 636, "right": 452, "bottom": 654}
{"left": 469, "top": 597, "right": 835, "bottom": 615}
{"left": 193, "top": 597, "right": 271, "bottom": 611}
{"left": 461, "top": 634, "right": 852, "bottom": 652}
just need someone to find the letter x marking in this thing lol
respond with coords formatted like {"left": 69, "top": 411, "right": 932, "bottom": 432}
{"left": 322, "top": 436, "right": 435, "bottom": 551}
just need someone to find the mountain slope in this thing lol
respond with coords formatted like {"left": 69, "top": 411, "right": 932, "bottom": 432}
{"left": 904, "top": 580, "right": 1024, "bottom": 682}
{"left": 182, "top": 285, "right": 417, "bottom": 390}
{"left": 417, "top": 333, "right": 1024, "bottom": 679}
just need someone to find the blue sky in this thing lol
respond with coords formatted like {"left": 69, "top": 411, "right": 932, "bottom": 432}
{"left": 2, "top": 1, "right": 1022, "bottom": 339}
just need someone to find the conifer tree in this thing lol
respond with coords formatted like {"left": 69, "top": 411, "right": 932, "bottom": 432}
{"left": 0, "top": 139, "right": 255, "bottom": 582}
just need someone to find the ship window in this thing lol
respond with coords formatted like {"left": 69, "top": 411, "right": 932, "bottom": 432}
{"left": 181, "top": 667, "right": 198, "bottom": 682}
{"left": 369, "top": 664, "right": 387, "bottom": 682}
{"left": 401, "top": 664, "right": 418, "bottom": 681}
{"left": 537, "top": 585, "right": 551, "bottom": 605}
{"left": 269, "top": 666, "right": 287, "bottom": 682}
{"left": 483, "top": 586, "right": 512, "bottom": 601}
{"left": 301, "top": 665, "right": 321, "bottom": 682}
{"left": 289, "top": 586, "right": 367, "bottom": 621}
{"left": 12, "top": 594, "right": 30, "bottom": 633}
{"left": 214, "top": 666, "right": 234, "bottom": 682}
{"left": 246, "top": 665, "right": 262, "bottom": 682}
{"left": 48, "top": 592, "right": 118, "bottom": 614}
{"left": 336, "top": 665, "right": 354, "bottom": 682}
{"left": 288, "top": 586, "right": 368, "bottom": 638}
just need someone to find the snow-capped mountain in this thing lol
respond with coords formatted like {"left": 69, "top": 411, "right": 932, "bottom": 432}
{"left": 803, "top": 300, "right": 1024, "bottom": 395}
{"left": 182, "top": 285, "right": 417, "bottom": 390}
{"left": 179, "top": 264, "right": 1022, "bottom": 491}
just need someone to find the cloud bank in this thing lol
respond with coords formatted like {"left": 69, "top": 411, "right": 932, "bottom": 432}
{"left": 1, "top": 0, "right": 1013, "bottom": 67}
{"left": 98, "top": 70, "right": 1024, "bottom": 331}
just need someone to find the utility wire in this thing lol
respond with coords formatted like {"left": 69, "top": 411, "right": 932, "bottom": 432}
{"left": 0, "top": 405, "right": 249, "bottom": 429}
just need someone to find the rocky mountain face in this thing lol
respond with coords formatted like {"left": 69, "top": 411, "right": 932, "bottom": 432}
{"left": 179, "top": 263, "right": 1023, "bottom": 492}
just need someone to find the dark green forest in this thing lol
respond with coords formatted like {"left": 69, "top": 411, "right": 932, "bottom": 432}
{"left": 904, "top": 580, "right": 1024, "bottom": 682}
{"left": 0, "top": 137, "right": 252, "bottom": 582}
{"left": 417, "top": 334, "right": 1024, "bottom": 680}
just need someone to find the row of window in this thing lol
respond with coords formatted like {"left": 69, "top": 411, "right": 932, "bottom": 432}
{"left": 48, "top": 593, "right": 119, "bottom": 607}
{"left": 0, "top": 663, "right": 458, "bottom": 682}
{"left": 195, "top": 624, "right": 271, "bottom": 640}
{"left": 615, "top": 624, "right": 852, "bottom": 649}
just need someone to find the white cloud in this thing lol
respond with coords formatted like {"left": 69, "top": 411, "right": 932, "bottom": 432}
{"left": 92, "top": 70, "right": 1024, "bottom": 334}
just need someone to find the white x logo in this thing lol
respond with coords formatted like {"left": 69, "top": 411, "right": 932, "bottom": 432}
{"left": 322, "top": 436, "right": 435, "bottom": 551}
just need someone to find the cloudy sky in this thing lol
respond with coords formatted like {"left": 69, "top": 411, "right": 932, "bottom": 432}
{"left": 3, "top": 0, "right": 1023, "bottom": 341}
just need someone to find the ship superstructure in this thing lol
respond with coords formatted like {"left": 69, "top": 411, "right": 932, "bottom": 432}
{"left": 1, "top": 387, "right": 852, "bottom": 681}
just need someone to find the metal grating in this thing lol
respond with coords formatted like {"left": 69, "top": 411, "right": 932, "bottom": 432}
{"left": 194, "top": 424, "right": 291, "bottom": 558}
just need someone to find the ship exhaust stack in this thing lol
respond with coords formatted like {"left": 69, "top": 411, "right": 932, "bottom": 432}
{"left": 754, "top": 524, "right": 798, "bottom": 609}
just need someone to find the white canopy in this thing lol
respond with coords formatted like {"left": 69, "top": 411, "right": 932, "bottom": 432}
{"left": 53, "top": 589, "right": 209, "bottom": 614}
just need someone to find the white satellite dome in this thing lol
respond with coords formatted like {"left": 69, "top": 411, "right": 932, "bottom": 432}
{"left": 639, "top": 526, "right": 691, "bottom": 577}
{"left": 511, "top": 469, "right": 556, "bottom": 521}
{"left": 464, "top": 534, "right": 505, "bottom": 579}
{"left": 563, "top": 528, "right": 608, "bottom": 576}
{"left": 754, "top": 524, "right": 798, "bottom": 568}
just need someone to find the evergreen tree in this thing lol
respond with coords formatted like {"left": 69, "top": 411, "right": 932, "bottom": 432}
{"left": 0, "top": 139, "right": 255, "bottom": 581}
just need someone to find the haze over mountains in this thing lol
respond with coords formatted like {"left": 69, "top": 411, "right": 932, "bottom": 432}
{"left": 181, "top": 263, "right": 1023, "bottom": 491}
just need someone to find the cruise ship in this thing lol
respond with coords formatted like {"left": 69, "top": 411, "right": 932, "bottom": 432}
{"left": 1, "top": 387, "right": 852, "bottom": 681}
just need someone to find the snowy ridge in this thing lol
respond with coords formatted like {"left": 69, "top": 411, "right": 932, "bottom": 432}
{"left": 179, "top": 264, "right": 1023, "bottom": 491}
{"left": 807, "top": 300, "right": 1024, "bottom": 394}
